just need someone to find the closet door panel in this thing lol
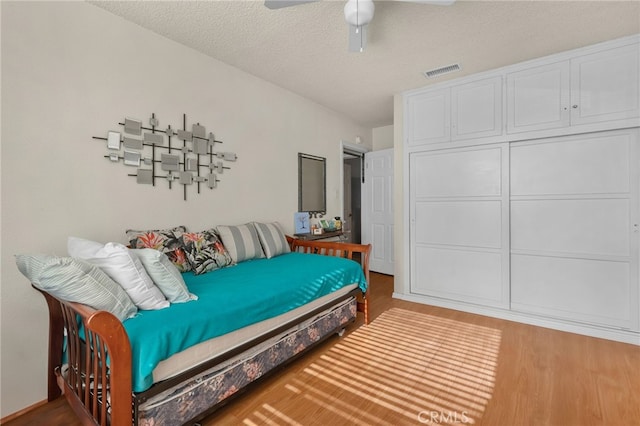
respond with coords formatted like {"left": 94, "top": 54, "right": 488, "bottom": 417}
{"left": 511, "top": 199, "right": 629, "bottom": 257}
{"left": 511, "top": 255, "right": 631, "bottom": 328}
{"left": 415, "top": 201, "right": 502, "bottom": 249}
{"left": 412, "top": 147, "right": 502, "bottom": 198}
{"left": 511, "top": 133, "right": 630, "bottom": 196}
{"left": 414, "top": 246, "right": 504, "bottom": 305}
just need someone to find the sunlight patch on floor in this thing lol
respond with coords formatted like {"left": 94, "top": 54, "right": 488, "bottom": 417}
{"left": 242, "top": 308, "right": 501, "bottom": 425}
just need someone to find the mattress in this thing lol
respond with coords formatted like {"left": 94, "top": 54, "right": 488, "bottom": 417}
{"left": 152, "top": 284, "right": 358, "bottom": 383}
{"left": 124, "top": 252, "right": 367, "bottom": 392}
{"left": 138, "top": 296, "right": 358, "bottom": 424}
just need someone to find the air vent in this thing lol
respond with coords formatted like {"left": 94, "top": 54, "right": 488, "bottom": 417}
{"left": 423, "top": 63, "right": 462, "bottom": 79}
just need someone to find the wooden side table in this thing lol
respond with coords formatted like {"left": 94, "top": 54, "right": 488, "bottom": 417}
{"left": 293, "top": 230, "right": 344, "bottom": 242}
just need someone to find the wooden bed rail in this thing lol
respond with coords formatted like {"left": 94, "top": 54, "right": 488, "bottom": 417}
{"left": 35, "top": 288, "right": 133, "bottom": 426}
{"left": 288, "top": 237, "right": 372, "bottom": 324}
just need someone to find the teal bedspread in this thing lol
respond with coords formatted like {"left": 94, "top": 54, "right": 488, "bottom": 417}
{"left": 122, "top": 252, "right": 367, "bottom": 393}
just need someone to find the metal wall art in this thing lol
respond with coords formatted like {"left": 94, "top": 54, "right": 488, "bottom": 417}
{"left": 93, "top": 113, "right": 237, "bottom": 201}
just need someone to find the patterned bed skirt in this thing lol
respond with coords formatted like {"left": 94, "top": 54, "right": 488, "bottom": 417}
{"left": 137, "top": 297, "right": 358, "bottom": 425}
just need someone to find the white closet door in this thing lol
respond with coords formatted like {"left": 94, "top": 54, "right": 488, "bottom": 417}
{"left": 410, "top": 144, "right": 510, "bottom": 308}
{"left": 510, "top": 129, "right": 639, "bottom": 330}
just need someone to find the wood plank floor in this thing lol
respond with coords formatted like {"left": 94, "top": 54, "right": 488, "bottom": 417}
{"left": 4, "top": 272, "right": 639, "bottom": 425}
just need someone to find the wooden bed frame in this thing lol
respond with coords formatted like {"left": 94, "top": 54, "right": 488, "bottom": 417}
{"left": 36, "top": 238, "right": 371, "bottom": 425}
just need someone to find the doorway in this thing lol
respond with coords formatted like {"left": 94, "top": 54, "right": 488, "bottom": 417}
{"left": 343, "top": 153, "right": 362, "bottom": 243}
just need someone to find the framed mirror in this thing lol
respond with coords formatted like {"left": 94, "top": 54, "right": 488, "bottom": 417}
{"left": 298, "top": 153, "right": 326, "bottom": 213}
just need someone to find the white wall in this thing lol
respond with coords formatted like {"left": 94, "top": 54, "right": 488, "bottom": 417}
{"left": 372, "top": 125, "right": 394, "bottom": 150}
{"left": 393, "top": 95, "right": 405, "bottom": 294}
{"left": 0, "top": 1, "right": 371, "bottom": 417}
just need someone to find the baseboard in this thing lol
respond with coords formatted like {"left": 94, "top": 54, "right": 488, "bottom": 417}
{"left": 393, "top": 291, "right": 640, "bottom": 346}
{"left": 0, "top": 398, "right": 48, "bottom": 424}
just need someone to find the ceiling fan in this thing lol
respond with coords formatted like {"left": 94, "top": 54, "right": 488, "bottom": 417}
{"left": 264, "top": 0, "right": 456, "bottom": 53}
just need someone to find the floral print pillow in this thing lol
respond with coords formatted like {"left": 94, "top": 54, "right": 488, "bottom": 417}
{"left": 126, "top": 226, "right": 191, "bottom": 273}
{"left": 177, "top": 229, "right": 233, "bottom": 275}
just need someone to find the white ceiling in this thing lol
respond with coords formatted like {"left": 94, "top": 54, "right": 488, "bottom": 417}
{"left": 91, "top": 0, "right": 640, "bottom": 128}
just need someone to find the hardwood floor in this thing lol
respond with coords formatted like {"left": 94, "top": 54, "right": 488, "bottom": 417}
{"left": 5, "top": 272, "right": 639, "bottom": 425}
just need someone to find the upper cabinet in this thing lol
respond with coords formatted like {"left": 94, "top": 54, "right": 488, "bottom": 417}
{"left": 507, "top": 43, "right": 639, "bottom": 134}
{"left": 406, "top": 76, "right": 503, "bottom": 146}
{"left": 451, "top": 76, "right": 503, "bottom": 140}
{"left": 570, "top": 44, "right": 639, "bottom": 125}
{"left": 406, "top": 36, "right": 640, "bottom": 147}
{"left": 406, "top": 88, "right": 450, "bottom": 146}
{"left": 507, "top": 62, "right": 571, "bottom": 134}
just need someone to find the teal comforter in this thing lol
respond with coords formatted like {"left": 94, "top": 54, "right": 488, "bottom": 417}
{"left": 122, "top": 252, "right": 367, "bottom": 392}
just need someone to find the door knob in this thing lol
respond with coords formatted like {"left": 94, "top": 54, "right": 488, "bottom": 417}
{"left": 572, "top": 105, "right": 579, "bottom": 109}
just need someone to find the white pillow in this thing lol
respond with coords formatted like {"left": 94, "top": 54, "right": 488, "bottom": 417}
{"left": 131, "top": 248, "right": 197, "bottom": 303}
{"left": 68, "top": 237, "right": 169, "bottom": 310}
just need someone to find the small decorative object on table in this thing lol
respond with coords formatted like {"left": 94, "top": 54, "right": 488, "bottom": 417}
{"left": 294, "top": 212, "right": 310, "bottom": 234}
{"left": 334, "top": 217, "right": 342, "bottom": 230}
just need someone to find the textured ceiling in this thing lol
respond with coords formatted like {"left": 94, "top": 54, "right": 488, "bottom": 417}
{"left": 91, "top": 0, "right": 640, "bottom": 128}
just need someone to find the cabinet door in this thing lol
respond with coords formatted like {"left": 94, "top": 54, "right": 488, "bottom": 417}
{"left": 507, "top": 61, "right": 571, "bottom": 134}
{"left": 570, "top": 43, "right": 640, "bottom": 125}
{"left": 406, "top": 89, "right": 450, "bottom": 146}
{"left": 451, "top": 76, "right": 503, "bottom": 140}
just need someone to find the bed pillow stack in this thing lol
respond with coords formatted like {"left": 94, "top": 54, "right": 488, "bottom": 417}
{"left": 15, "top": 221, "right": 292, "bottom": 316}
{"left": 68, "top": 237, "right": 170, "bottom": 310}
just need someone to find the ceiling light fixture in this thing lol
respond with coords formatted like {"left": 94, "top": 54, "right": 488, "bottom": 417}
{"left": 344, "top": 0, "right": 374, "bottom": 53}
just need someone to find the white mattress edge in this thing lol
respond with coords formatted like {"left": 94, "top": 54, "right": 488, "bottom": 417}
{"left": 151, "top": 284, "right": 358, "bottom": 383}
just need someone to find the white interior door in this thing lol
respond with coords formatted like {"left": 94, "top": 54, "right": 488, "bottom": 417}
{"left": 362, "top": 149, "right": 394, "bottom": 275}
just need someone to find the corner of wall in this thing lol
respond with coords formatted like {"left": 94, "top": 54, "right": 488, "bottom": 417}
{"left": 392, "top": 94, "right": 405, "bottom": 295}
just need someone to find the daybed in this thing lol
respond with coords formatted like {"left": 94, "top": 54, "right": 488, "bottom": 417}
{"left": 26, "top": 232, "right": 371, "bottom": 426}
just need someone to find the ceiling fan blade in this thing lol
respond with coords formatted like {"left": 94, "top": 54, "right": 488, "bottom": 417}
{"left": 348, "top": 24, "right": 368, "bottom": 53}
{"left": 264, "top": 0, "right": 319, "bottom": 10}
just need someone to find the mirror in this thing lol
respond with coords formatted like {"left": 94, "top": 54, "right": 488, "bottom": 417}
{"left": 298, "top": 153, "right": 326, "bottom": 213}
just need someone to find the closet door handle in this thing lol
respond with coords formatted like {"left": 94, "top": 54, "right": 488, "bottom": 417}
{"left": 572, "top": 104, "right": 579, "bottom": 109}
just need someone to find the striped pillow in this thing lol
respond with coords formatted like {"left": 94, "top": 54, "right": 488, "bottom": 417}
{"left": 254, "top": 222, "right": 291, "bottom": 259}
{"left": 216, "top": 223, "right": 265, "bottom": 263}
{"left": 15, "top": 254, "right": 137, "bottom": 321}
